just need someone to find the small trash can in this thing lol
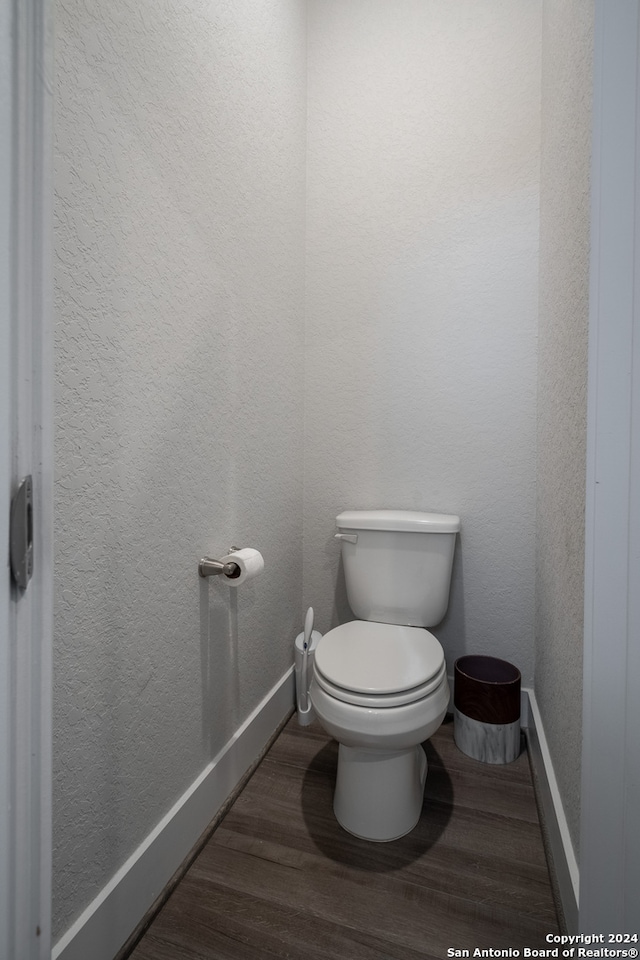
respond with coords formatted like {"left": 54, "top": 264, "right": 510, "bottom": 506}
{"left": 454, "top": 655, "right": 521, "bottom": 764}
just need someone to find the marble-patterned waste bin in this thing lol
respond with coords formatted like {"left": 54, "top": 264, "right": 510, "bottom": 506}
{"left": 453, "top": 656, "right": 521, "bottom": 764}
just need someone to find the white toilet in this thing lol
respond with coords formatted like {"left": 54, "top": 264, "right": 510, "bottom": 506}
{"left": 309, "top": 509, "right": 460, "bottom": 842}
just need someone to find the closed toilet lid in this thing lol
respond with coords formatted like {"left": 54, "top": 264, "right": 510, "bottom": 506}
{"left": 314, "top": 621, "right": 445, "bottom": 707}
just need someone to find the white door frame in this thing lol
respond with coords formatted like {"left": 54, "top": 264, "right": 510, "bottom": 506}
{"left": 1, "top": 1, "right": 16, "bottom": 954}
{"left": 0, "top": 0, "right": 54, "bottom": 957}
{"left": 580, "top": 0, "right": 640, "bottom": 933}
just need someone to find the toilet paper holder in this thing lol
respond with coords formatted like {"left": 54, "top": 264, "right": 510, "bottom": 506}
{"left": 199, "top": 547, "right": 241, "bottom": 580}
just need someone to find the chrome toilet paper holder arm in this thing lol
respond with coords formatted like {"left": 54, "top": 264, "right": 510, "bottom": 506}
{"left": 199, "top": 547, "right": 241, "bottom": 579}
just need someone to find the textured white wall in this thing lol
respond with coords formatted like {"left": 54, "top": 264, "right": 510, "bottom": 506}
{"left": 53, "top": 0, "right": 591, "bottom": 938}
{"left": 304, "top": 0, "right": 541, "bottom": 681}
{"left": 53, "top": 0, "right": 306, "bottom": 938}
{"left": 536, "top": 0, "right": 593, "bottom": 861}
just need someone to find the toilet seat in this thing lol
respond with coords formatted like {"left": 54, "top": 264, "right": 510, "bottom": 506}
{"left": 314, "top": 621, "right": 446, "bottom": 708}
{"left": 314, "top": 661, "right": 447, "bottom": 708}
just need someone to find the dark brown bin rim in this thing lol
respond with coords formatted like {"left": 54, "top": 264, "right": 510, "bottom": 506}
{"left": 455, "top": 655, "right": 521, "bottom": 685}
{"left": 454, "top": 655, "right": 521, "bottom": 725}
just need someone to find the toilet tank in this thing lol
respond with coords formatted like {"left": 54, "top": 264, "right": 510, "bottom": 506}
{"left": 336, "top": 510, "right": 460, "bottom": 628}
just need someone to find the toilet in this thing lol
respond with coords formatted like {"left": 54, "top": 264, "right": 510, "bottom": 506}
{"left": 309, "top": 509, "right": 460, "bottom": 842}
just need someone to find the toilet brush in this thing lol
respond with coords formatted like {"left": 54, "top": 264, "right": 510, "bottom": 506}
{"left": 299, "top": 607, "right": 314, "bottom": 720}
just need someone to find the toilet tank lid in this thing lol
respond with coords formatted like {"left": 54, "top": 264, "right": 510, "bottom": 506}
{"left": 336, "top": 509, "right": 460, "bottom": 533}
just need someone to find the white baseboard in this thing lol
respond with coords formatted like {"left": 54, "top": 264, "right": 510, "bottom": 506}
{"left": 52, "top": 667, "right": 295, "bottom": 960}
{"left": 522, "top": 686, "right": 580, "bottom": 933}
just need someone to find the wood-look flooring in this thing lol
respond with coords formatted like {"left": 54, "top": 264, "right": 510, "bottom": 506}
{"left": 128, "top": 715, "right": 560, "bottom": 960}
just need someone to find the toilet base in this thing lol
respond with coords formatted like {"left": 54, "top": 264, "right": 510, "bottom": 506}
{"left": 333, "top": 742, "right": 428, "bottom": 842}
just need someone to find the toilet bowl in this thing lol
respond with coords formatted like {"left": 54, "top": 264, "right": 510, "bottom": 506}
{"left": 309, "top": 509, "right": 460, "bottom": 842}
{"left": 310, "top": 619, "right": 450, "bottom": 841}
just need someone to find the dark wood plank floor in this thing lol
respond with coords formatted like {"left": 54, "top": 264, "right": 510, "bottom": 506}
{"left": 129, "top": 715, "right": 560, "bottom": 960}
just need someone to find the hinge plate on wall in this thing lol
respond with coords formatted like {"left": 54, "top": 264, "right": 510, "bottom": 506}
{"left": 10, "top": 475, "right": 33, "bottom": 591}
